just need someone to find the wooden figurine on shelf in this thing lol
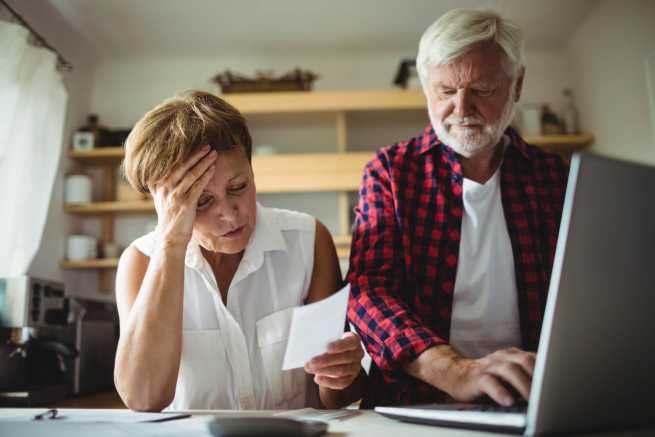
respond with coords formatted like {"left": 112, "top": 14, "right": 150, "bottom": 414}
{"left": 562, "top": 88, "right": 580, "bottom": 135}
{"left": 212, "top": 68, "right": 319, "bottom": 93}
{"left": 541, "top": 104, "right": 563, "bottom": 135}
{"left": 393, "top": 59, "right": 421, "bottom": 89}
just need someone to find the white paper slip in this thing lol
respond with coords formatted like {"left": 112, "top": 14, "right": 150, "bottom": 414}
{"left": 282, "top": 284, "right": 350, "bottom": 370}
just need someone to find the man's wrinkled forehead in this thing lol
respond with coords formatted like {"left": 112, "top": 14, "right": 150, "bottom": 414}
{"left": 428, "top": 46, "right": 509, "bottom": 86}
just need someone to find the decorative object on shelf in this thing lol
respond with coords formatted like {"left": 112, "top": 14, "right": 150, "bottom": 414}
{"left": 71, "top": 115, "right": 132, "bottom": 149}
{"left": 72, "top": 114, "right": 111, "bottom": 149}
{"left": 393, "top": 59, "right": 421, "bottom": 89}
{"left": 212, "top": 68, "right": 318, "bottom": 93}
{"left": 106, "top": 128, "right": 132, "bottom": 147}
{"left": 520, "top": 104, "right": 542, "bottom": 136}
{"left": 66, "top": 234, "right": 97, "bottom": 261}
{"left": 541, "top": 104, "right": 563, "bottom": 135}
{"left": 562, "top": 88, "right": 579, "bottom": 135}
{"left": 71, "top": 130, "right": 95, "bottom": 151}
{"left": 254, "top": 145, "right": 277, "bottom": 156}
{"left": 64, "top": 174, "right": 92, "bottom": 204}
{"left": 100, "top": 241, "right": 121, "bottom": 259}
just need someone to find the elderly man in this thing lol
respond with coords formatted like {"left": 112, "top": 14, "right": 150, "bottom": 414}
{"left": 347, "top": 9, "right": 568, "bottom": 408}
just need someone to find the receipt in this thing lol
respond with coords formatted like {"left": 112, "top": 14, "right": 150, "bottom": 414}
{"left": 282, "top": 284, "right": 350, "bottom": 370}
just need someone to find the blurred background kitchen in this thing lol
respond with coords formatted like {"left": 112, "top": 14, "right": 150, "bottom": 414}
{"left": 1, "top": 0, "right": 654, "bottom": 408}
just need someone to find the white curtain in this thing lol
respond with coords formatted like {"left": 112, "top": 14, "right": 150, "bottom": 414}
{"left": 0, "top": 21, "right": 68, "bottom": 276}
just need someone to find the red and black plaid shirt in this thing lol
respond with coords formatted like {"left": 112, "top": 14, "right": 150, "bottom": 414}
{"left": 347, "top": 124, "right": 568, "bottom": 407}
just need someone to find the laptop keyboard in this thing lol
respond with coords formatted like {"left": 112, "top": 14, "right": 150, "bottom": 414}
{"left": 461, "top": 404, "right": 527, "bottom": 413}
{"left": 411, "top": 400, "right": 528, "bottom": 414}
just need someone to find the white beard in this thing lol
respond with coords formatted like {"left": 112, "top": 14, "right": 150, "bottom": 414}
{"left": 429, "top": 88, "right": 517, "bottom": 158}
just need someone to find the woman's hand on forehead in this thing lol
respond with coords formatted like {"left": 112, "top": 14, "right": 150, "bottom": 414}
{"left": 148, "top": 145, "right": 217, "bottom": 247}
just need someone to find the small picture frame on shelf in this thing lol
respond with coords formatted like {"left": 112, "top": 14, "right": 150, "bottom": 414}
{"left": 72, "top": 131, "right": 95, "bottom": 150}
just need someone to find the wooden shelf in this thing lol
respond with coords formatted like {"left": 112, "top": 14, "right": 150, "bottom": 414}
{"left": 68, "top": 147, "right": 124, "bottom": 163}
{"left": 65, "top": 200, "right": 154, "bottom": 215}
{"left": 222, "top": 90, "right": 427, "bottom": 114}
{"left": 335, "top": 234, "right": 351, "bottom": 260}
{"left": 524, "top": 133, "right": 593, "bottom": 145}
{"left": 61, "top": 258, "right": 119, "bottom": 269}
{"left": 336, "top": 247, "right": 350, "bottom": 259}
{"left": 253, "top": 152, "right": 371, "bottom": 192}
{"left": 525, "top": 133, "right": 594, "bottom": 152}
{"left": 333, "top": 235, "right": 352, "bottom": 246}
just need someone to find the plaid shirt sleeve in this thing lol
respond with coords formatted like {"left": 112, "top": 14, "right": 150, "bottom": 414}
{"left": 347, "top": 148, "right": 446, "bottom": 383}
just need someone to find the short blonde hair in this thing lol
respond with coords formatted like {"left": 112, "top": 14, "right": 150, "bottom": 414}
{"left": 416, "top": 8, "right": 525, "bottom": 88}
{"left": 123, "top": 91, "right": 252, "bottom": 193}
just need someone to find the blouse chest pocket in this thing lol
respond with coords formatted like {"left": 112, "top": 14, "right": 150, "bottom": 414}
{"left": 170, "top": 329, "right": 232, "bottom": 411}
{"left": 256, "top": 307, "right": 307, "bottom": 409}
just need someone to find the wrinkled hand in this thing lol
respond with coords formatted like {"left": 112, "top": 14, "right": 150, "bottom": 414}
{"left": 304, "top": 332, "right": 364, "bottom": 390}
{"left": 148, "top": 145, "right": 217, "bottom": 247}
{"left": 450, "top": 347, "right": 536, "bottom": 406}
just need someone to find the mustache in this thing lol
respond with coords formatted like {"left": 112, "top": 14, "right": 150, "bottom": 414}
{"left": 445, "top": 115, "right": 484, "bottom": 126}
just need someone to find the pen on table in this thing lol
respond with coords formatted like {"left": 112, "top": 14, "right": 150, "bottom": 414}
{"left": 32, "top": 409, "right": 59, "bottom": 420}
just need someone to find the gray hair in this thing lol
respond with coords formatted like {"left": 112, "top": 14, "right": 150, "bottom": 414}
{"left": 416, "top": 9, "right": 525, "bottom": 88}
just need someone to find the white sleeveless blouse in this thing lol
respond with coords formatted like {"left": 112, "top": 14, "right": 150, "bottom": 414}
{"left": 130, "top": 203, "right": 316, "bottom": 411}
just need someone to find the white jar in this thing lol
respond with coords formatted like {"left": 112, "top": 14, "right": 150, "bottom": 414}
{"left": 520, "top": 105, "right": 543, "bottom": 136}
{"left": 64, "top": 175, "right": 92, "bottom": 204}
{"left": 254, "top": 145, "right": 277, "bottom": 156}
{"left": 67, "top": 235, "right": 97, "bottom": 261}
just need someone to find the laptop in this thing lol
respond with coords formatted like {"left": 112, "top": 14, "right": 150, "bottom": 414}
{"left": 375, "top": 152, "right": 655, "bottom": 435}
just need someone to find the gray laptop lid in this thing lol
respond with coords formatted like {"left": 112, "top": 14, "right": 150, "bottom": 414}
{"left": 527, "top": 152, "right": 655, "bottom": 435}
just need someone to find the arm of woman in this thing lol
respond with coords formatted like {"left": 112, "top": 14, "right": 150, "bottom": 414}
{"left": 114, "top": 242, "right": 186, "bottom": 411}
{"left": 303, "top": 221, "right": 367, "bottom": 409}
{"left": 114, "top": 146, "right": 217, "bottom": 411}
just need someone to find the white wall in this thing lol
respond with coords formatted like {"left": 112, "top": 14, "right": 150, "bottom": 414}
{"left": 567, "top": 0, "right": 655, "bottom": 165}
{"left": 5, "top": 1, "right": 102, "bottom": 298}
{"left": 90, "top": 50, "right": 410, "bottom": 125}
{"left": 89, "top": 49, "right": 572, "bottom": 258}
{"left": 90, "top": 49, "right": 572, "bottom": 127}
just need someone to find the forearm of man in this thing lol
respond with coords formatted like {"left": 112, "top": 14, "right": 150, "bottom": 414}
{"left": 403, "top": 344, "right": 466, "bottom": 396}
{"left": 318, "top": 369, "right": 368, "bottom": 409}
{"left": 114, "top": 242, "right": 186, "bottom": 411}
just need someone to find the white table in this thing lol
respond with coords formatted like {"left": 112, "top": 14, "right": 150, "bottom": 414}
{"left": 0, "top": 408, "right": 653, "bottom": 436}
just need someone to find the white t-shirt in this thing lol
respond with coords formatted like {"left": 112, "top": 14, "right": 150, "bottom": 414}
{"left": 449, "top": 155, "right": 522, "bottom": 359}
{"left": 130, "top": 203, "right": 316, "bottom": 410}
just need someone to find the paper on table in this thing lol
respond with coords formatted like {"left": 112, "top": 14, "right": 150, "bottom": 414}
{"left": 0, "top": 410, "right": 189, "bottom": 423}
{"left": 282, "top": 284, "right": 350, "bottom": 370}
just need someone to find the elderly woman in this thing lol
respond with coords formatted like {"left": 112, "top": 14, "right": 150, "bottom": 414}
{"left": 114, "top": 91, "right": 366, "bottom": 411}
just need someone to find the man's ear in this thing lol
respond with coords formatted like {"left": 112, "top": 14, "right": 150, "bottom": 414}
{"left": 514, "top": 67, "right": 525, "bottom": 101}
